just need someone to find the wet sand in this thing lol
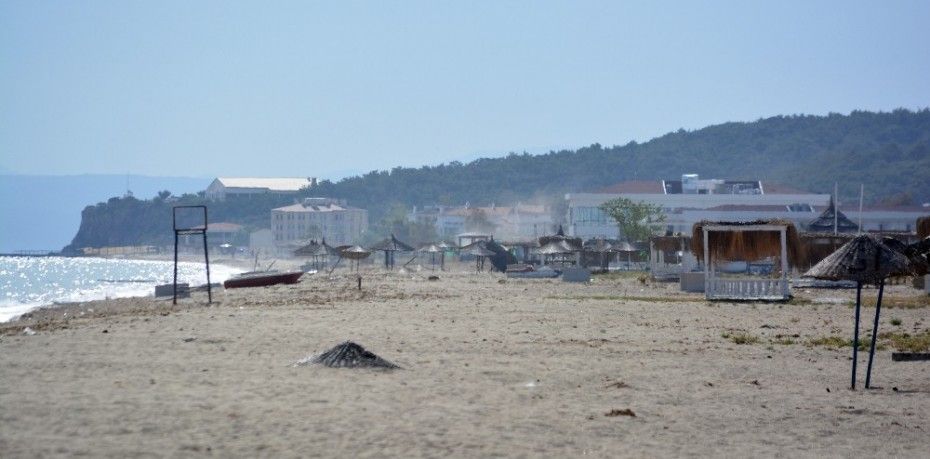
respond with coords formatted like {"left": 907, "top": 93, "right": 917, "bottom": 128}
{"left": 1, "top": 266, "right": 928, "bottom": 457}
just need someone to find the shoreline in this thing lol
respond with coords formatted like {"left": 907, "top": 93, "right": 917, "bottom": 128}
{"left": 0, "top": 255, "right": 246, "bottom": 323}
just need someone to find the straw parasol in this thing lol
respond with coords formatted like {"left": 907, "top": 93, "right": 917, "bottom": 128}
{"left": 339, "top": 245, "right": 371, "bottom": 272}
{"left": 804, "top": 234, "right": 912, "bottom": 389}
{"left": 418, "top": 243, "right": 443, "bottom": 271}
{"left": 461, "top": 242, "right": 496, "bottom": 272}
{"left": 370, "top": 234, "right": 415, "bottom": 270}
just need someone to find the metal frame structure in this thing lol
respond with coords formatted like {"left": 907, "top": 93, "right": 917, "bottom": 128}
{"left": 702, "top": 224, "right": 790, "bottom": 300}
{"left": 173, "top": 206, "right": 212, "bottom": 305}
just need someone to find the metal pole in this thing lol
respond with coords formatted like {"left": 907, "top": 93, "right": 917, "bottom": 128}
{"left": 865, "top": 279, "right": 885, "bottom": 388}
{"left": 173, "top": 232, "right": 179, "bottom": 305}
{"left": 203, "top": 228, "right": 212, "bottom": 304}
{"left": 852, "top": 281, "right": 862, "bottom": 390}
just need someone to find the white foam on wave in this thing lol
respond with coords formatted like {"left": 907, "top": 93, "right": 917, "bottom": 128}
{"left": 0, "top": 257, "right": 242, "bottom": 322}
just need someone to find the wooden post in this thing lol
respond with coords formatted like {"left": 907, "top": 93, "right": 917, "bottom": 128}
{"left": 852, "top": 282, "right": 862, "bottom": 390}
{"left": 780, "top": 227, "right": 788, "bottom": 299}
{"left": 703, "top": 227, "right": 710, "bottom": 298}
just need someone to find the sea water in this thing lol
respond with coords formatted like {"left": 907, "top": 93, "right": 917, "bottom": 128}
{"left": 0, "top": 256, "right": 241, "bottom": 322}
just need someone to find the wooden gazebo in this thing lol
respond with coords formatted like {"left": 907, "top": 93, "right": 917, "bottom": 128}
{"left": 692, "top": 220, "right": 801, "bottom": 301}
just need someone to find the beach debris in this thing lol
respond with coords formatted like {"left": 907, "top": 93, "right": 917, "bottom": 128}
{"left": 22, "top": 327, "right": 36, "bottom": 336}
{"left": 605, "top": 381, "right": 630, "bottom": 389}
{"left": 427, "top": 275, "right": 440, "bottom": 281}
{"left": 183, "top": 337, "right": 196, "bottom": 342}
{"left": 295, "top": 341, "right": 400, "bottom": 369}
{"left": 605, "top": 408, "right": 636, "bottom": 417}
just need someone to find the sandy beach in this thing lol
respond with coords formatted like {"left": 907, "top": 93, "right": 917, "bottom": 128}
{"left": 1, "top": 266, "right": 928, "bottom": 457}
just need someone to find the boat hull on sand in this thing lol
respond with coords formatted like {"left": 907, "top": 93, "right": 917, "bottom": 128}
{"left": 223, "top": 271, "right": 304, "bottom": 289}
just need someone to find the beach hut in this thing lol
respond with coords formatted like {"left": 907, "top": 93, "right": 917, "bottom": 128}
{"left": 582, "top": 238, "right": 614, "bottom": 271}
{"left": 613, "top": 241, "right": 639, "bottom": 271}
{"left": 692, "top": 220, "right": 801, "bottom": 301}
{"left": 804, "top": 235, "right": 912, "bottom": 389}
{"left": 649, "top": 235, "right": 694, "bottom": 279}
{"left": 536, "top": 240, "right": 576, "bottom": 266}
{"left": 370, "top": 234, "right": 414, "bottom": 270}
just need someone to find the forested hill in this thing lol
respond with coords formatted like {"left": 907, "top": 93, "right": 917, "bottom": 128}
{"left": 65, "top": 109, "right": 930, "bottom": 251}
{"left": 311, "top": 109, "right": 930, "bottom": 210}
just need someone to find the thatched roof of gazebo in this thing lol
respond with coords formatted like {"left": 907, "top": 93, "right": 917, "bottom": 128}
{"left": 537, "top": 240, "right": 576, "bottom": 255}
{"left": 538, "top": 226, "right": 582, "bottom": 251}
{"left": 691, "top": 220, "right": 802, "bottom": 266}
{"left": 804, "top": 234, "right": 912, "bottom": 284}
{"left": 650, "top": 235, "right": 691, "bottom": 253}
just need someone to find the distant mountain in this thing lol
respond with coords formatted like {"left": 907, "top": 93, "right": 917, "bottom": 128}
{"left": 0, "top": 175, "right": 209, "bottom": 252}
{"left": 64, "top": 109, "right": 930, "bottom": 250}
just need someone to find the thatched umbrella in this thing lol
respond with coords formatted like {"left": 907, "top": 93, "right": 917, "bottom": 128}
{"left": 436, "top": 241, "right": 458, "bottom": 270}
{"left": 418, "top": 243, "right": 443, "bottom": 271}
{"left": 804, "top": 235, "right": 912, "bottom": 389}
{"left": 339, "top": 245, "right": 371, "bottom": 272}
{"left": 370, "top": 234, "right": 415, "bottom": 270}
{"left": 461, "top": 242, "right": 496, "bottom": 272}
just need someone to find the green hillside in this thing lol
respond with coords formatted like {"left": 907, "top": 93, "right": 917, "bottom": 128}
{"left": 65, "top": 109, "right": 930, "bottom": 251}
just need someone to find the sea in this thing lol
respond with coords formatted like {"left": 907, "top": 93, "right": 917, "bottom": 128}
{"left": 0, "top": 256, "right": 242, "bottom": 322}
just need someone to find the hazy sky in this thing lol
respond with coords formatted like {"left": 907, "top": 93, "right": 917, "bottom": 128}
{"left": 2, "top": 1, "right": 929, "bottom": 179}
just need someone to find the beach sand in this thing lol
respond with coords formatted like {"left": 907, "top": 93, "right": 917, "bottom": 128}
{"left": 1, "top": 266, "right": 928, "bottom": 457}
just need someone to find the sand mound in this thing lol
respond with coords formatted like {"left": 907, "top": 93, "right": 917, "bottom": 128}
{"left": 296, "top": 341, "right": 400, "bottom": 369}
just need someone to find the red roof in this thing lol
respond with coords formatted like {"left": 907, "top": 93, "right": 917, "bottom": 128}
{"left": 594, "top": 181, "right": 665, "bottom": 194}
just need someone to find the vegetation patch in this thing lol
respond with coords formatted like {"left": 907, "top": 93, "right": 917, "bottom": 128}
{"left": 721, "top": 331, "right": 761, "bottom": 345}
{"left": 546, "top": 295, "right": 699, "bottom": 303}
{"left": 882, "top": 330, "right": 930, "bottom": 352}
{"left": 807, "top": 335, "right": 883, "bottom": 351}
{"left": 847, "top": 295, "right": 930, "bottom": 309}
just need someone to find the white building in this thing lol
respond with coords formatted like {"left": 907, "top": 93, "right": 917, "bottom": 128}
{"left": 205, "top": 177, "right": 317, "bottom": 201}
{"left": 409, "top": 203, "right": 555, "bottom": 241}
{"left": 566, "top": 175, "right": 832, "bottom": 239}
{"left": 272, "top": 198, "right": 367, "bottom": 246}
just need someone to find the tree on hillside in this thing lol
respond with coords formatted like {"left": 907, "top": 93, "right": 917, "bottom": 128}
{"left": 599, "top": 197, "right": 666, "bottom": 243}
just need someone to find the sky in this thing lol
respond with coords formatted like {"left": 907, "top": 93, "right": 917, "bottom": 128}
{"left": 1, "top": 1, "right": 929, "bottom": 180}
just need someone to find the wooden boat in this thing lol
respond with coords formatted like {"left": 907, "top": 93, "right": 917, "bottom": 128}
{"left": 223, "top": 270, "right": 304, "bottom": 289}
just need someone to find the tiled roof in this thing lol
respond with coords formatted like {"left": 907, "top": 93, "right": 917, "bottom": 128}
{"left": 273, "top": 203, "right": 348, "bottom": 212}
